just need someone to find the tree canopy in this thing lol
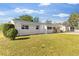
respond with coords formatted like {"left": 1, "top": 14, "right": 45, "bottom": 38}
{"left": 13, "top": 15, "right": 33, "bottom": 22}
{"left": 13, "top": 15, "right": 40, "bottom": 23}
{"left": 68, "top": 13, "right": 79, "bottom": 28}
{"left": 19, "top": 15, "right": 33, "bottom": 22}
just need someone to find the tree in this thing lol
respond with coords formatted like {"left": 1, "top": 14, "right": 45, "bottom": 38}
{"left": 33, "top": 17, "right": 39, "bottom": 22}
{"left": 19, "top": 15, "right": 33, "bottom": 22}
{"left": 68, "top": 13, "right": 79, "bottom": 28}
{"left": 13, "top": 15, "right": 41, "bottom": 22}
{"left": 12, "top": 15, "right": 41, "bottom": 22}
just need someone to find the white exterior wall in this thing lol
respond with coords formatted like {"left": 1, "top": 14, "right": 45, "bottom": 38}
{"left": 15, "top": 24, "right": 46, "bottom": 35}
{"left": 74, "top": 29, "right": 79, "bottom": 32}
{"left": 11, "top": 20, "right": 67, "bottom": 35}
{"left": 15, "top": 24, "right": 55, "bottom": 35}
{"left": 59, "top": 25, "right": 66, "bottom": 32}
{"left": 11, "top": 20, "right": 47, "bottom": 35}
{"left": 46, "top": 25, "right": 54, "bottom": 33}
{"left": 67, "top": 27, "right": 71, "bottom": 31}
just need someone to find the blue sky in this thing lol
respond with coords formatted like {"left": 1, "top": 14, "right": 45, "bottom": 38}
{"left": 0, "top": 3, "right": 79, "bottom": 24}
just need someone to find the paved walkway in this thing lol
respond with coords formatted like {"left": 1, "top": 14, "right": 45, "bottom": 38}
{"left": 61, "top": 32, "right": 79, "bottom": 35}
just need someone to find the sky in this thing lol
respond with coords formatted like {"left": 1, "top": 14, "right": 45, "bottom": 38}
{"left": 0, "top": 3, "right": 79, "bottom": 24}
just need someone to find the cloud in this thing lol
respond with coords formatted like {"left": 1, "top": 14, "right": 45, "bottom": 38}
{"left": 0, "top": 11, "right": 5, "bottom": 16}
{"left": 39, "top": 3, "right": 51, "bottom": 6}
{"left": 7, "top": 17, "right": 14, "bottom": 20}
{"left": 52, "top": 13, "right": 70, "bottom": 17}
{"left": 14, "top": 8, "right": 45, "bottom": 14}
{"left": 0, "top": 17, "right": 14, "bottom": 24}
{"left": 38, "top": 10, "right": 45, "bottom": 14}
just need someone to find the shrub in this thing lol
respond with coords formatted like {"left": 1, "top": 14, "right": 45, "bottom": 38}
{"left": 2, "top": 23, "right": 15, "bottom": 37}
{"left": 6, "top": 28, "right": 18, "bottom": 40}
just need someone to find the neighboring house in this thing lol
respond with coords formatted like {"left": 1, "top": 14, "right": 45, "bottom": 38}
{"left": 11, "top": 20, "right": 69, "bottom": 36}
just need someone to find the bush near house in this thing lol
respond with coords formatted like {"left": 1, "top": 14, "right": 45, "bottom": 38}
{"left": 2, "top": 23, "right": 15, "bottom": 37}
{"left": 2, "top": 23, "right": 18, "bottom": 40}
{"left": 6, "top": 28, "right": 18, "bottom": 40}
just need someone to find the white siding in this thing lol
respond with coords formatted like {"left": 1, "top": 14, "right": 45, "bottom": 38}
{"left": 11, "top": 20, "right": 67, "bottom": 35}
{"left": 59, "top": 25, "right": 66, "bottom": 32}
{"left": 15, "top": 23, "right": 46, "bottom": 35}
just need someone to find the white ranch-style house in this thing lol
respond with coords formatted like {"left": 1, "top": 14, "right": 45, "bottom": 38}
{"left": 11, "top": 20, "right": 71, "bottom": 36}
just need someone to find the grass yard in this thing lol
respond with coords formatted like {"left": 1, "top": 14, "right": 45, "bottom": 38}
{"left": 0, "top": 32, "right": 79, "bottom": 56}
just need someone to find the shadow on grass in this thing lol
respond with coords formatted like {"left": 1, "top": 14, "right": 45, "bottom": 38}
{"left": 15, "top": 36, "right": 30, "bottom": 40}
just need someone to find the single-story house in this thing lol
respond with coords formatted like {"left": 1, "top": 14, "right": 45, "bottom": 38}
{"left": 10, "top": 20, "right": 70, "bottom": 36}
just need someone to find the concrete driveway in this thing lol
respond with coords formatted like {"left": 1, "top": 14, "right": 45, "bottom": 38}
{"left": 61, "top": 32, "right": 79, "bottom": 35}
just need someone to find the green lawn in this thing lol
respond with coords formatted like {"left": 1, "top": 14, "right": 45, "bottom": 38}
{"left": 0, "top": 32, "right": 79, "bottom": 56}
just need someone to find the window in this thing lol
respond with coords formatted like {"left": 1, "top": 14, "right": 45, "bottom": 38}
{"left": 36, "top": 26, "right": 39, "bottom": 30}
{"left": 47, "top": 27, "right": 52, "bottom": 30}
{"left": 21, "top": 25, "right": 29, "bottom": 29}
